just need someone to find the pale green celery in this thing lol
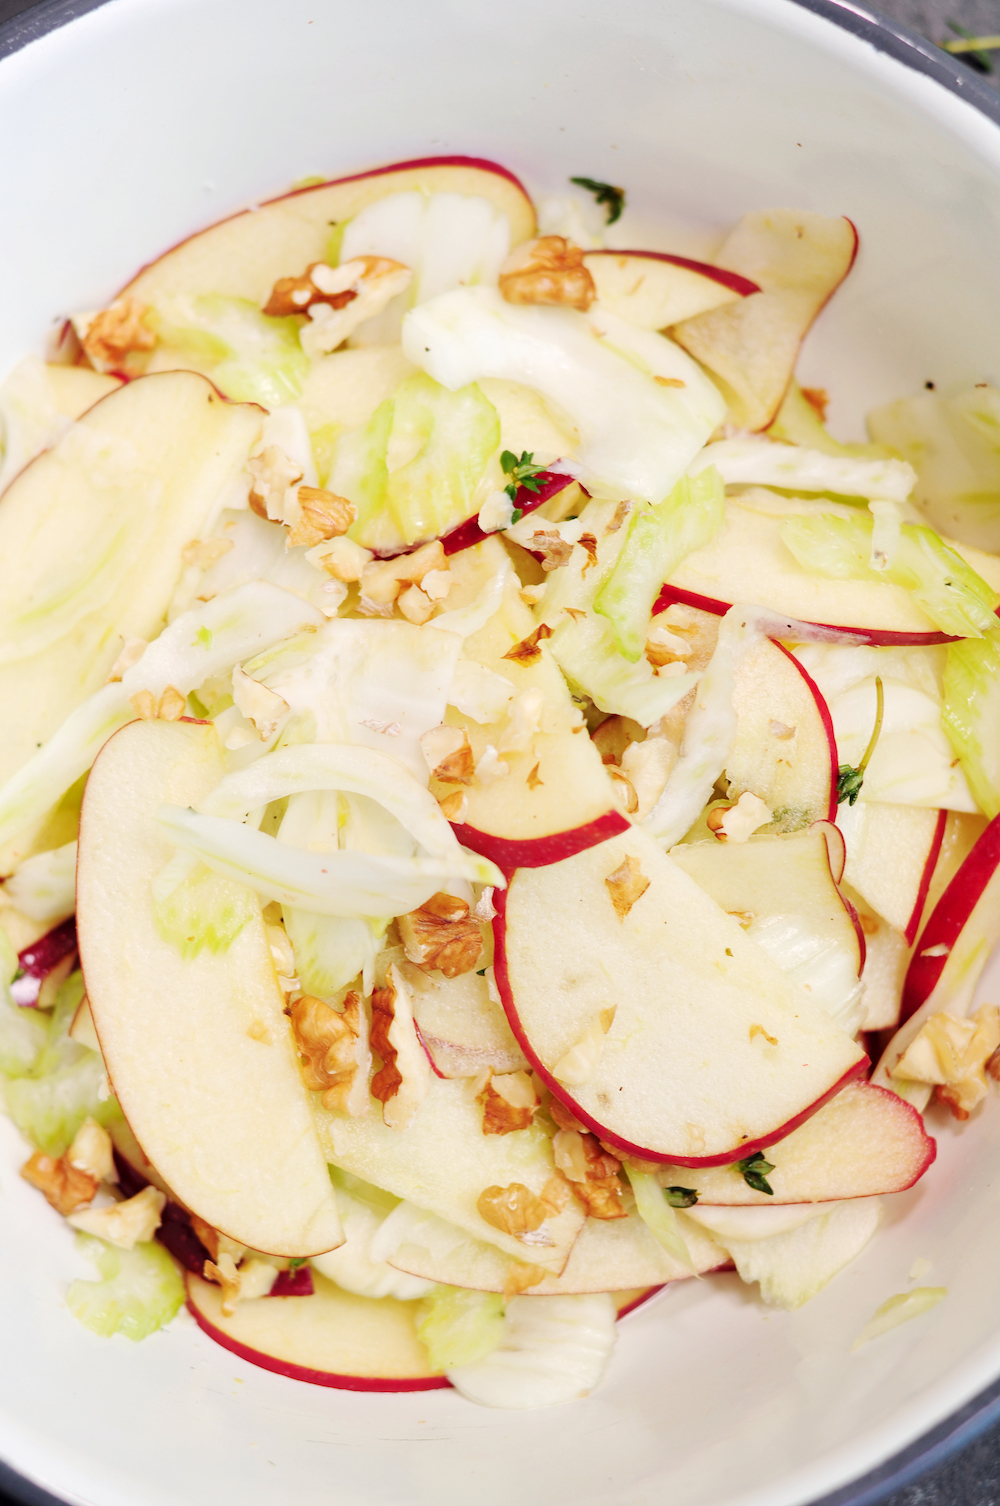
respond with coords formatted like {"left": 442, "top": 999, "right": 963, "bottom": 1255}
{"left": 309, "top": 421, "right": 341, "bottom": 488}
{"left": 416, "top": 1285, "right": 505, "bottom": 1371}
{"left": 0, "top": 926, "right": 47, "bottom": 1078}
{"left": 851, "top": 1287, "right": 946, "bottom": 1351}
{"left": 594, "top": 467, "right": 724, "bottom": 661}
{"left": 942, "top": 630, "right": 1000, "bottom": 818}
{"left": 3, "top": 840, "right": 76, "bottom": 924}
{"left": 770, "top": 381, "right": 894, "bottom": 461}
{"left": 780, "top": 511, "right": 999, "bottom": 637}
{"left": 152, "top": 295, "right": 308, "bottom": 407}
{"left": 283, "top": 908, "right": 380, "bottom": 997}
{"left": 624, "top": 1167, "right": 697, "bottom": 1274}
{"left": 67, "top": 1234, "right": 184, "bottom": 1341}
{"left": 3, "top": 972, "right": 121, "bottom": 1154}
{"left": 0, "top": 581, "right": 324, "bottom": 855}
{"left": 333, "top": 373, "right": 499, "bottom": 552}
{"left": 152, "top": 858, "right": 257, "bottom": 960}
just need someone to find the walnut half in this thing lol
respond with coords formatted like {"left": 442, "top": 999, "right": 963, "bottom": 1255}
{"left": 499, "top": 237, "right": 596, "bottom": 311}
{"left": 288, "top": 992, "right": 370, "bottom": 1116}
{"left": 398, "top": 893, "right": 483, "bottom": 978}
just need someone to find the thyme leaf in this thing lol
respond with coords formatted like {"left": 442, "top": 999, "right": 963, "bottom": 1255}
{"left": 736, "top": 1151, "right": 775, "bottom": 1196}
{"left": 570, "top": 176, "right": 626, "bottom": 225}
{"left": 663, "top": 1185, "right": 699, "bottom": 1209}
{"left": 837, "top": 674, "right": 884, "bottom": 806}
{"left": 501, "top": 449, "right": 548, "bottom": 503}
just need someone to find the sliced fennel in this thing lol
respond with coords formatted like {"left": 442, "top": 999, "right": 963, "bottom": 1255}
{"left": 151, "top": 858, "right": 257, "bottom": 961}
{"left": 717, "top": 1199, "right": 881, "bottom": 1309}
{"left": 851, "top": 1287, "right": 946, "bottom": 1350}
{"left": 67, "top": 1233, "right": 184, "bottom": 1341}
{"left": 0, "top": 581, "right": 324, "bottom": 853}
{"left": 689, "top": 438, "right": 915, "bottom": 503}
{"left": 402, "top": 286, "right": 724, "bottom": 502}
{"left": 310, "top": 1175, "right": 435, "bottom": 1301}
{"left": 779, "top": 511, "right": 999, "bottom": 638}
{"left": 446, "top": 1293, "right": 617, "bottom": 1409}
{"left": 942, "top": 630, "right": 1000, "bottom": 818}
{"left": 768, "top": 381, "right": 893, "bottom": 461}
{"left": 3, "top": 839, "right": 77, "bottom": 924}
{"left": 624, "top": 1166, "right": 697, "bottom": 1274}
{"left": 416, "top": 1285, "right": 506, "bottom": 1370}
{"left": 745, "top": 913, "right": 864, "bottom": 1035}
{"left": 150, "top": 293, "right": 309, "bottom": 407}
{"left": 593, "top": 466, "right": 724, "bottom": 661}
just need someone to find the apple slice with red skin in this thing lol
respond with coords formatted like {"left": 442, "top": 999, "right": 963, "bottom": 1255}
{"left": 670, "top": 210, "right": 858, "bottom": 431}
{"left": 837, "top": 803, "right": 947, "bottom": 939}
{"left": 9, "top": 916, "right": 77, "bottom": 1006}
{"left": 401, "top": 959, "right": 529, "bottom": 1080}
{"left": 898, "top": 810, "right": 1000, "bottom": 1025}
{"left": 653, "top": 1081, "right": 933, "bottom": 1204}
{"left": 430, "top": 540, "right": 625, "bottom": 872}
{"left": 496, "top": 824, "right": 867, "bottom": 1166}
{"left": 120, "top": 157, "right": 535, "bottom": 309}
{"left": 583, "top": 250, "right": 759, "bottom": 329}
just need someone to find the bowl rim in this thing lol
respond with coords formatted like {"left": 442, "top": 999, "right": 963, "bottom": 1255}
{"left": 0, "top": 1, "right": 999, "bottom": 1504}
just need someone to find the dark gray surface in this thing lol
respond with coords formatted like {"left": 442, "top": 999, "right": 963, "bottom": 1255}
{"left": 0, "top": 0, "right": 999, "bottom": 1502}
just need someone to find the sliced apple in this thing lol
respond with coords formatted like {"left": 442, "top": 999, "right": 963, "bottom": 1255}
{"left": 584, "top": 250, "right": 759, "bottom": 329}
{"left": 122, "top": 158, "right": 535, "bottom": 310}
{"left": 0, "top": 370, "right": 261, "bottom": 845}
{"left": 837, "top": 804, "right": 946, "bottom": 937}
{"left": 432, "top": 538, "right": 626, "bottom": 870}
{"left": 9, "top": 916, "right": 78, "bottom": 1006}
{"left": 77, "top": 717, "right": 342, "bottom": 1257}
{"left": 187, "top": 1270, "right": 448, "bottom": 1391}
{"left": 400, "top": 960, "right": 528, "bottom": 1079}
{"left": 313, "top": 1075, "right": 585, "bottom": 1273}
{"left": 845, "top": 887, "right": 910, "bottom": 1032}
{"left": 920, "top": 811, "right": 988, "bottom": 931}
{"left": 496, "top": 824, "right": 866, "bottom": 1166}
{"left": 670, "top": 827, "right": 860, "bottom": 976}
{"left": 723, "top": 638, "right": 837, "bottom": 829}
{"left": 0, "top": 358, "right": 121, "bottom": 495}
{"left": 670, "top": 209, "right": 858, "bottom": 430}
{"left": 380, "top": 1201, "right": 727, "bottom": 1293}
{"left": 653, "top": 1082, "right": 933, "bottom": 1204}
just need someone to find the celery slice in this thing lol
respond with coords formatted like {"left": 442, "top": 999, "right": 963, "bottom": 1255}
{"left": 624, "top": 1167, "right": 697, "bottom": 1274}
{"left": 67, "top": 1234, "right": 184, "bottom": 1341}
{"left": 780, "top": 511, "right": 999, "bottom": 637}
{"left": 152, "top": 294, "right": 308, "bottom": 407}
{"left": 593, "top": 467, "right": 724, "bottom": 661}
{"left": 152, "top": 858, "right": 257, "bottom": 960}
{"left": 0, "top": 926, "right": 47, "bottom": 1078}
{"left": 416, "top": 1285, "right": 505, "bottom": 1371}
{"left": 943, "top": 630, "right": 1000, "bottom": 818}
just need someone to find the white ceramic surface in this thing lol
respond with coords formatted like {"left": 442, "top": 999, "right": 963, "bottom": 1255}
{"left": 1, "top": 1, "right": 1000, "bottom": 1503}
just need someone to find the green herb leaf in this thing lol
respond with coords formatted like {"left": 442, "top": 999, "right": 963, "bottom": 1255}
{"left": 736, "top": 1151, "right": 775, "bottom": 1196}
{"left": 836, "top": 674, "right": 884, "bottom": 806}
{"left": 500, "top": 449, "right": 548, "bottom": 502}
{"left": 476, "top": 968, "right": 487, "bottom": 977}
{"left": 570, "top": 176, "right": 626, "bottom": 225}
{"left": 289, "top": 1256, "right": 307, "bottom": 1269}
{"left": 663, "top": 1185, "right": 699, "bottom": 1209}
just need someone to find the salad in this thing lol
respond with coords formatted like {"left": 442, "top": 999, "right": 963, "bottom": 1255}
{"left": 1, "top": 154, "right": 999, "bottom": 1409}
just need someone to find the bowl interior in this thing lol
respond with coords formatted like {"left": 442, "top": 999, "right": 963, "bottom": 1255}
{"left": 2, "top": 2, "right": 1000, "bottom": 1503}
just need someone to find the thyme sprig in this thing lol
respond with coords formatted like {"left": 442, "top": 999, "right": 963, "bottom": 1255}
{"left": 837, "top": 674, "right": 884, "bottom": 806}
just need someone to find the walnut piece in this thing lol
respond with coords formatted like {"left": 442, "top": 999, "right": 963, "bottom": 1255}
{"left": 21, "top": 1149, "right": 99, "bottom": 1215}
{"left": 477, "top": 1182, "right": 548, "bottom": 1237}
{"left": 503, "top": 622, "right": 553, "bottom": 666}
{"left": 369, "top": 966, "right": 430, "bottom": 1129}
{"left": 479, "top": 1070, "right": 539, "bottom": 1135}
{"left": 106, "top": 636, "right": 148, "bottom": 683}
{"left": 66, "top": 1117, "right": 117, "bottom": 1184}
{"left": 294, "top": 257, "right": 413, "bottom": 357}
{"left": 707, "top": 792, "right": 773, "bottom": 843}
{"left": 892, "top": 1004, "right": 1000, "bottom": 1119}
{"left": 578, "top": 533, "right": 599, "bottom": 574}
{"left": 289, "top": 992, "right": 368, "bottom": 1113}
{"left": 530, "top": 530, "right": 574, "bottom": 571}
{"left": 605, "top": 852, "right": 650, "bottom": 919}
{"left": 499, "top": 237, "right": 595, "bottom": 311}
{"left": 604, "top": 501, "right": 632, "bottom": 535}
{"left": 498, "top": 687, "right": 546, "bottom": 756}
{"left": 436, "top": 789, "right": 469, "bottom": 822}
{"left": 190, "top": 1214, "right": 246, "bottom": 1265}
{"left": 247, "top": 445, "right": 304, "bottom": 522}
{"left": 231, "top": 664, "right": 289, "bottom": 740}
{"left": 308, "top": 535, "right": 373, "bottom": 582}
{"left": 398, "top": 893, "right": 483, "bottom": 978}
{"left": 76, "top": 297, "right": 156, "bottom": 371}
{"left": 69, "top": 1185, "right": 166, "bottom": 1249}
{"left": 127, "top": 686, "right": 186, "bottom": 722}
{"left": 360, "top": 540, "right": 449, "bottom": 608}
{"left": 420, "top": 726, "right": 474, "bottom": 785}
{"left": 203, "top": 1251, "right": 278, "bottom": 1315}
{"left": 285, "top": 487, "right": 358, "bottom": 550}
{"left": 552, "top": 1129, "right": 626, "bottom": 1220}
{"left": 504, "top": 1260, "right": 549, "bottom": 1297}
{"left": 263, "top": 261, "right": 361, "bottom": 318}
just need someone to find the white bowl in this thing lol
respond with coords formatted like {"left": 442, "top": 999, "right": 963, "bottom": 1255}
{"left": 2, "top": 2, "right": 1000, "bottom": 1503}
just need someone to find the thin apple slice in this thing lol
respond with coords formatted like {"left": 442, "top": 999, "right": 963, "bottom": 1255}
{"left": 432, "top": 539, "right": 626, "bottom": 870}
{"left": 584, "top": 250, "right": 758, "bottom": 328}
{"left": 670, "top": 209, "right": 858, "bottom": 430}
{"left": 724, "top": 638, "right": 837, "bottom": 829}
{"left": 844, "top": 887, "right": 910, "bottom": 1031}
{"left": 0, "top": 370, "right": 261, "bottom": 817}
{"left": 837, "top": 804, "right": 946, "bottom": 936}
{"left": 400, "top": 960, "right": 529, "bottom": 1079}
{"left": 654, "top": 1082, "right": 933, "bottom": 1204}
{"left": 313, "top": 1075, "right": 585, "bottom": 1273}
{"left": 497, "top": 825, "right": 866, "bottom": 1166}
{"left": 77, "top": 718, "right": 342, "bottom": 1257}
{"left": 122, "top": 158, "right": 535, "bottom": 309}
{"left": 380, "top": 1201, "right": 727, "bottom": 1293}
{"left": 186, "top": 1270, "right": 448, "bottom": 1391}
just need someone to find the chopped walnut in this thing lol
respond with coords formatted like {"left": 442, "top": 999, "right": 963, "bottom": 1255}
{"left": 563, "top": 606, "right": 586, "bottom": 624}
{"left": 203, "top": 1252, "right": 278, "bottom": 1315}
{"left": 477, "top": 1182, "right": 548, "bottom": 1237}
{"left": 420, "top": 725, "right": 474, "bottom": 785}
{"left": 540, "top": 1173, "right": 573, "bottom": 1215}
{"left": 530, "top": 530, "right": 574, "bottom": 571}
{"left": 421, "top": 568, "right": 452, "bottom": 602}
{"left": 552, "top": 1129, "right": 626, "bottom": 1220}
{"left": 308, "top": 535, "right": 373, "bottom": 582}
{"left": 621, "top": 737, "right": 675, "bottom": 821}
{"left": 285, "top": 487, "right": 357, "bottom": 549}
{"left": 552, "top": 1012, "right": 614, "bottom": 1087}
{"left": 75, "top": 297, "right": 156, "bottom": 372}
{"left": 190, "top": 1214, "right": 246, "bottom": 1265}
{"left": 297, "top": 257, "right": 413, "bottom": 357}
{"left": 604, "top": 501, "right": 633, "bottom": 535}
{"left": 608, "top": 766, "right": 638, "bottom": 814}
{"left": 21, "top": 1150, "right": 99, "bottom": 1215}
{"left": 263, "top": 261, "right": 360, "bottom": 317}
{"left": 231, "top": 664, "right": 289, "bottom": 739}
{"left": 247, "top": 445, "right": 304, "bottom": 522}
{"left": 69, "top": 1184, "right": 166, "bottom": 1248}
{"left": 645, "top": 624, "right": 693, "bottom": 669}
{"left": 475, "top": 744, "right": 510, "bottom": 785}
{"left": 578, "top": 533, "right": 599, "bottom": 574}
{"left": 479, "top": 1070, "right": 539, "bottom": 1134}
{"left": 128, "top": 686, "right": 186, "bottom": 722}
{"left": 398, "top": 893, "right": 483, "bottom": 978}
{"left": 499, "top": 236, "right": 595, "bottom": 311}
{"left": 892, "top": 1004, "right": 1000, "bottom": 1119}
{"left": 707, "top": 792, "right": 773, "bottom": 843}
{"left": 473, "top": 886, "right": 497, "bottom": 922}
{"left": 504, "top": 1260, "right": 549, "bottom": 1297}
{"left": 498, "top": 687, "right": 545, "bottom": 756}
{"left": 106, "top": 636, "right": 148, "bottom": 683}
{"left": 549, "top": 1096, "right": 589, "bottom": 1134}
{"left": 502, "top": 623, "right": 553, "bottom": 666}
{"left": 437, "top": 789, "right": 469, "bottom": 822}
{"left": 370, "top": 965, "right": 430, "bottom": 1129}
{"left": 397, "top": 584, "right": 434, "bottom": 625}
{"left": 526, "top": 762, "right": 544, "bottom": 791}
{"left": 265, "top": 922, "right": 297, "bottom": 987}
{"left": 182, "top": 537, "right": 234, "bottom": 570}
{"left": 66, "top": 1118, "right": 116, "bottom": 1185}
{"left": 289, "top": 992, "right": 369, "bottom": 1114}
{"left": 360, "top": 540, "right": 449, "bottom": 607}
{"left": 605, "top": 852, "right": 650, "bottom": 919}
